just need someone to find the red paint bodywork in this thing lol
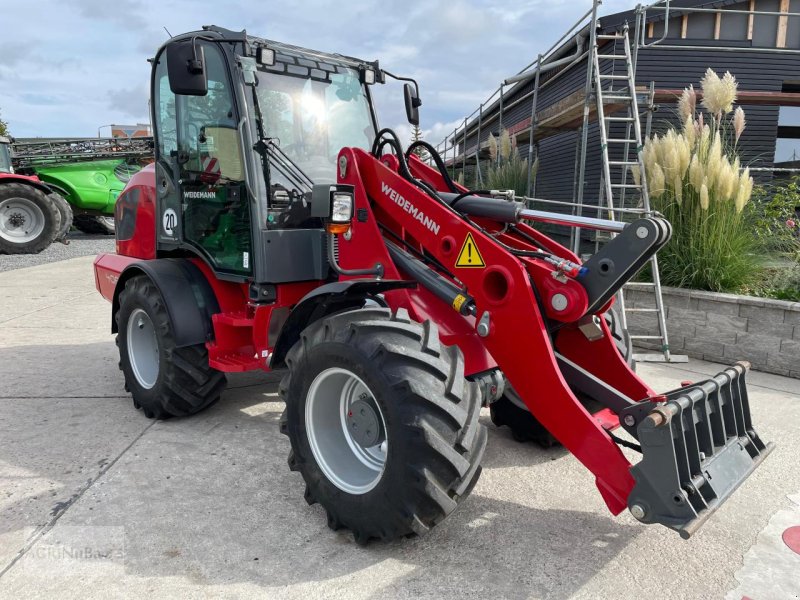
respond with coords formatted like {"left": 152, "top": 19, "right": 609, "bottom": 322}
{"left": 0, "top": 172, "right": 53, "bottom": 192}
{"left": 0, "top": 173, "right": 40, "bottom": 184}
{"left": 115, "top": 164, "right": 156, "bottom": 260}
{"left": 94, "top": 145, "right": 659, "bottom": 516}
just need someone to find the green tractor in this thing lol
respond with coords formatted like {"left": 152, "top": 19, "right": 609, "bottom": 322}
{"left": 11, "top": 138, "right": 153, "bottom": 237}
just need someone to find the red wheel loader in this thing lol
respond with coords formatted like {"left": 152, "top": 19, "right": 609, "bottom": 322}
{"left": 94, "top": 26, "right": 773, "bottom": 544}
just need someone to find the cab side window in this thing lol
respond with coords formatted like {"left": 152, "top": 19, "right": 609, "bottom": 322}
{"left": 179, "top": 48, "right": 242, "bottom": 181}
{"left": 178, "top": 44, "right": 250, "bottom": 275}
{"left": 153, "top": 59, "right": 177, "bottom": 159}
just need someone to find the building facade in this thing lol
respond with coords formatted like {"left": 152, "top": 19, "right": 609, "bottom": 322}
{"left": 448, "top": 0, "right": 800, "bottom": 206}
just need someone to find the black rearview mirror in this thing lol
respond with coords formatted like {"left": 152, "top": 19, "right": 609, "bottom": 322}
{"left": 166, "top": 40, "right": 208, "bottom": 96}
{"left": 404, "top": 83, "right": 421, "bottom": 126}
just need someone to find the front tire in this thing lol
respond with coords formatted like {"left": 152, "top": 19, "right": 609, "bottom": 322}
{"left": 490, "top": 388, "right": 558, "bottom": 447}
{"left": 280, "top": 307, "right": 487, "bottom": 545}
{"left": 116, "top": 275, "right": 226, "bottom": 419}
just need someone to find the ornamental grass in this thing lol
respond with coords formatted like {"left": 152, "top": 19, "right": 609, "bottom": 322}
{"left": 486, "top": 129, "right": 535, "bottom": 196}
{"left": 640, "top": 69, "right": 759, "bottom": 291}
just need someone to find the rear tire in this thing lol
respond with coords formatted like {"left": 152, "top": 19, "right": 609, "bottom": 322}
{"left": 74, "top": 214, "right": 115, "bottom": 235}
{"left": 490, "top": 388, "right": 558, "bottom": 447}
{"left": 116, "top": 275, "right": 226, "bottom": 419}
{"left": 280, "top": 307, "right": 487, "bottom": 545}
{"left": 49, "top": 193, "right": 73, "bottom": 243}
{"left": 605, "top": 306, "right": 635, "bottom": 370}
{"left": 0, "top": 183, "right": 61, "bottom": 254}
{"left": 490, "top": 306, "right": 634, "bottom": 447}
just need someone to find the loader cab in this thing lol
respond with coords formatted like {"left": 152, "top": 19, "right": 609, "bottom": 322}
{"left": 149, "top": 27, "right": 380, "bottom": 284}
{"left": 0, "top": 137, "right": 12, "bottom": 174}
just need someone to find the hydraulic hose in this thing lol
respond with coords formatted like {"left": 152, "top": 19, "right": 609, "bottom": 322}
{"left": 404, "top": 140, "right": 459, "bottom": 193}
{"left": 371, "top": 128, "right": 442, "bottom": 201}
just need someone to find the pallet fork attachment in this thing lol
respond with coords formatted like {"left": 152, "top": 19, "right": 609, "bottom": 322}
{"left": 624, "top": 362, "right": 774, "bottom": 538}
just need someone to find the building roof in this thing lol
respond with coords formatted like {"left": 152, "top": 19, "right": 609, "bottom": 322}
{"left": 447, "top": 0, "right": 744, "bottom": 144}
{"left": 600, "top": 0, "right": 740, "bottom": 32}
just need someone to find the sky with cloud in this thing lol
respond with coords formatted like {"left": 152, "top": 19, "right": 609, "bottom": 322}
{"left": 0, "top": 0, "right": 634, "bottom": 146}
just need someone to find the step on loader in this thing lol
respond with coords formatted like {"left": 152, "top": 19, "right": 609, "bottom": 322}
{"left": 94, "top": 26, "right": 773, "bottom": 544}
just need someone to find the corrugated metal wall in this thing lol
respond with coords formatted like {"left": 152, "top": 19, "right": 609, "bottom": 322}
{"left": 455, "top": 0, "right": 800, "bottom": 208}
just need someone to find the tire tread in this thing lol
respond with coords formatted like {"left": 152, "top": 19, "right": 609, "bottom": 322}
{"left": 116, "top": 275, "right": 226, "bottom": 418}
{"left": 280, "top": 307, "right": 487, "bottom": 544}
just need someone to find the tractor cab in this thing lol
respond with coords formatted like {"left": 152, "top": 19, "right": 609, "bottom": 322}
{"left": 0, "top": 137, "right": 12, "bottom": 174}
{"left": 148, "top": 26, "right": 398, "bottom": 284}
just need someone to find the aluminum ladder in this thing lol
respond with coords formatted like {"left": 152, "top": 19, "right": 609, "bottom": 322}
{"left": 592, "top": 25, "right": 686, "bottom": 363}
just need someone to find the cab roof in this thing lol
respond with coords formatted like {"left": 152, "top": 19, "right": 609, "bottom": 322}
{"left": 161, "top": 25, "right": 376, "bottom": 74}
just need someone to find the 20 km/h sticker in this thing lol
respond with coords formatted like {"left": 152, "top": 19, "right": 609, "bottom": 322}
{"left": 162, "top": 209, "right": 177, "bottom": 236}
{"left": 456, "top": 233, "right": 485, "bottom": 268}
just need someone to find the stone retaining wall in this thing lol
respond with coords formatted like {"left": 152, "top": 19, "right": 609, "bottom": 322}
{"left": 623, "top": 286, "right": 800, "bottom": 378}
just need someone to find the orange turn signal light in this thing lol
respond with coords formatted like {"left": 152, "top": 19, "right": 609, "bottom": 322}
{"left": 326, "top": 223, "right": 350, "bottom": 235}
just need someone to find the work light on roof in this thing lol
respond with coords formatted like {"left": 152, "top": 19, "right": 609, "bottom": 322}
{"left": 359, "top": 66, "right": 376, "bottom": 85}
{"left": 257, "top": 46, "right": 275, "bottom": 66}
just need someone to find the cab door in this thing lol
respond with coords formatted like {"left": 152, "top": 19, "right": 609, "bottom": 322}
{"left": 152, "top": 40, "right": 253, "bottom": 277}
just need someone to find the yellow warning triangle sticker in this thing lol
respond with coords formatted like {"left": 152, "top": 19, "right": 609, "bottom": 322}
{"left": 455, "top": 232, "right": 485, "bottom": 268}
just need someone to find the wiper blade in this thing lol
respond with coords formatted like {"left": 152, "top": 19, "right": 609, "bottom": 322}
{"left": 269, "top": 155, "right": 311, "bottom": 196}
{"left": 257, "top": 138, "right": 314, "bottom": 190}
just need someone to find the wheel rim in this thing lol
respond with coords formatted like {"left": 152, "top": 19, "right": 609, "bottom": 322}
{"left": 305, "top": 368, "right": 388, "bottom": 494}
{"left": 0, "top": 197, "right": 46, "bottom": 244}
{"left": 126, "top": 308, "right": 159, "bottom": 389}
{"left": 100, "top": 216, "right": 115, "bottom": 229}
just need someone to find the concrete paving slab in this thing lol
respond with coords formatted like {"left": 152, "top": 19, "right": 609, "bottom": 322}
{"left": 727, "top": 493, "right": 800, "bottom": 600}
{"left": 0, "top": 255, "right": 798, "bottom": 599}
{"left": 0, "top": 397, "right": 151, "bottom": 572}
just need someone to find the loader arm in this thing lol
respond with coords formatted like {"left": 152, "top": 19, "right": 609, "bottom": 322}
{"left": 334, "top": 145, "right": 773, "bottom": 537}
{"left": 335, "top": 147, "right": 651, "bottom": 514}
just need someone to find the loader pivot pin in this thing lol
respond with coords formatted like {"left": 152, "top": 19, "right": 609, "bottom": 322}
{"left": 476, "top": 311, "right": 491, "bottom": 337}
{"left": 630, "top": 504, "right": 646, "bottom": 520}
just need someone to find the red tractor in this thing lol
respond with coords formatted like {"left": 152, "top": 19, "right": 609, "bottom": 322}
{"left": 94, "top": 27, "right": 772, "bottom": 544}
{"left": 0, "top": 136, "right": 72, "bottom": 253}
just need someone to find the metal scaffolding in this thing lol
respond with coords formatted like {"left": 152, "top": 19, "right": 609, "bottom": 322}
{"left": 435, "top": 0, "right": 800, "bottom": 225}
{"left": 431, "top": 0, "right": 800, "bottom": 362}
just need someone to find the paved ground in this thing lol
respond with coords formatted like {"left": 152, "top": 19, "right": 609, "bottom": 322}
{"left": 0, "top": 232, "right": 113, "bottom": 272}
{"left": 0, "top": 255, "right": 798, "bottom": 599}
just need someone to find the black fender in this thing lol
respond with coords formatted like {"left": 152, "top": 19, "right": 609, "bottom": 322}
{"left": 111, "top": 259, "right": 221, "bottom": 348}
{"left": 269, "top": 279, "right": 416, "bottom": 369}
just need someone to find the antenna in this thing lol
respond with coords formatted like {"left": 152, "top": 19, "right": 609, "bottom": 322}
{"left": 163, "top": 26, "right": 173, "bottom": 38}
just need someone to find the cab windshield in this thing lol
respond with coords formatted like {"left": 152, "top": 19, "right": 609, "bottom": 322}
{"left": 0, "top": 143, "right": 11, "bottom": 174}
{"left": 255, "top": 68, "right": 375, "bottom": 183}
